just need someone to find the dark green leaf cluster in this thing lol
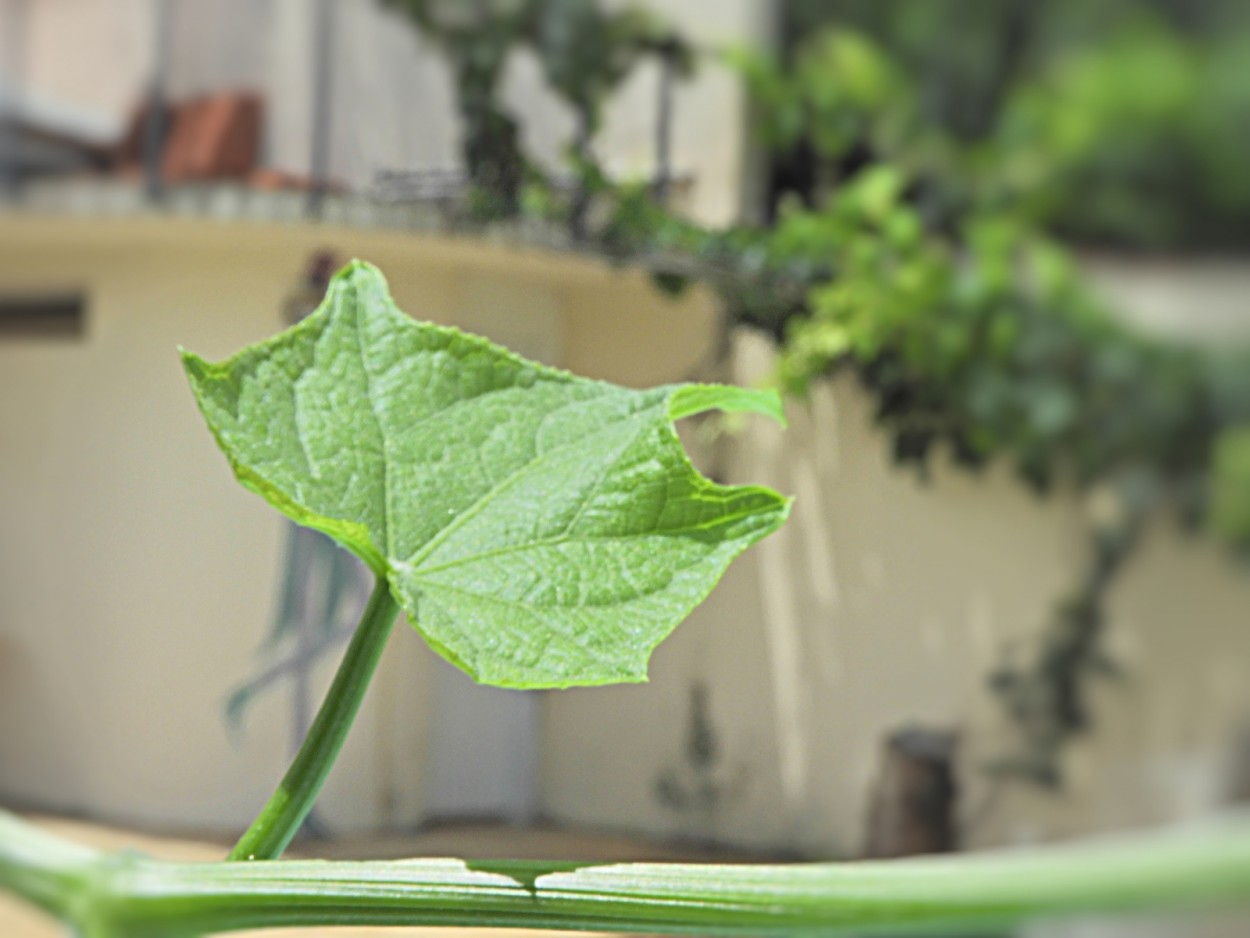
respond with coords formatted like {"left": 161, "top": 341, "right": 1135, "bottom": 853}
{"left": 772, "top": 170, "right": 1240, "bottom": 499}
{"left": 773, "top": 1, "right": 1250, "bottom": 249}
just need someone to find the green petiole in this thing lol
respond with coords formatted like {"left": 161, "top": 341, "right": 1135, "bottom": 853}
{"left": 228, "top": 576, "right": 400, "bottom": 861}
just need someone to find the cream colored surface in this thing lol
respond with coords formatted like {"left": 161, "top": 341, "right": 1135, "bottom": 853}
{"left": 0, "top": 215, "right": 717, "bottom": 833}
{"left": 540, "top": 331, "right": 1250, "bottom": 857}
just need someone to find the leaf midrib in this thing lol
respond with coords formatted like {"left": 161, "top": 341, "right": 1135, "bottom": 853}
{"left": 416, "top": 588, "right": 627, "bottom": 674}
{"left": 400, "top": 391, "right": 657, "bottom": 571}
{"left": 338, "top": 299, "right": 585, "bottom": 564}
{"left": 410, "top": 504, "right": 785, "bottom": 580}
{"left": 355, "top": 296, "right": 396, "bottom": 560}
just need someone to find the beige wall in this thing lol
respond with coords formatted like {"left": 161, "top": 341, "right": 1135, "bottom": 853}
{"left": 540, "top": 332, "right": 1250, "bottom": 857}
{"left": 0, "top": 215, "right": 717, "bottom": 833}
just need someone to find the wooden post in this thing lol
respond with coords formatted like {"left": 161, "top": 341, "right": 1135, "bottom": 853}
{"left": 143, "top": 0, "right": 173, "bottom": 201}
{"left": 652, "top": 50, "right": 675, "bottom": 205}
{"left": 864, "top": 726, "right": 959, "bottom": 859}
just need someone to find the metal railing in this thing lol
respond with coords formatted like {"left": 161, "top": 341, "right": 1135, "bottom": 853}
{"left": 2, "top": 0, "right": 685, "bottom": 220}
{"left": 0, "top": 0, "right": 30, "bottom": 196}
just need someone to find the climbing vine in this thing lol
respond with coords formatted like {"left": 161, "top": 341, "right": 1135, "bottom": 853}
{"left": 385, "top": 0, "right": 1250, "bottom": 787}
{"left": 385, "top": 0, "right": 692, "bottom": 222}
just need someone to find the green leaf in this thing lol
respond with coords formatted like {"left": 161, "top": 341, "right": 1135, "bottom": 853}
{"left": 183, "top": 261, "right": 790, "bottom": 689}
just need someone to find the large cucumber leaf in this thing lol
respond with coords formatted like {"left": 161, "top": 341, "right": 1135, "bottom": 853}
{"left": 183, "top": 261, "right": 790, "bottom": 688}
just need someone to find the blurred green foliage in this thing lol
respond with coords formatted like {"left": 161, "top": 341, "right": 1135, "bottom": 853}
{"left": 387, "top": 0, "right": 1250, "bottom": 785}
{"left": 779, "top": 0, "right": 1250, "bottom": 249}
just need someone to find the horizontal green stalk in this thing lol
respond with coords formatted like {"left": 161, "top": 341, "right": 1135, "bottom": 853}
{"left": 5, "top": 808, "right": 1250, "bottom": 937}
{"left": 0, "top": 812, "right": 97, "bottom": 922}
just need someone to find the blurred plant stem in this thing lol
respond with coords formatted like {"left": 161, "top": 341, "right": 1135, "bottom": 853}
{"left": 5, "top": 808, "right": 1250, "bottom": 936}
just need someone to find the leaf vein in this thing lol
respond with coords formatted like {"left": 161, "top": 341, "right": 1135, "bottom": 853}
{"left": 403, "top": 393, "right": 650, "bottom": 569}
{"left": 417, "top": 584, "right": 634, "bottom": 669}
{"left": 409, "top": 502, "right": 774, "bottom": 581}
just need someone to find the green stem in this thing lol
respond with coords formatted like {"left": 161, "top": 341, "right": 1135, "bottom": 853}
{"left": 229, "top": 576, "right": 400, "bottom": 861}
{"left": 0, "top": 812, "right": 97, "bottom": 921}
{"left": 5, "top": 808, "right": 1250, "bottom": 937}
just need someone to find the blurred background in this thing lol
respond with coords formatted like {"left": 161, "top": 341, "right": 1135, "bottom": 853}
{"left": 2, "top": 0, "right": 1250, "bottom": 932}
